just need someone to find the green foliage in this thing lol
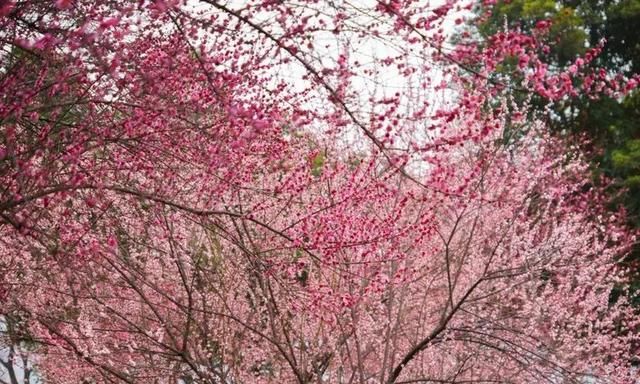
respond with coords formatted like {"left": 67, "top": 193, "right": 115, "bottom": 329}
{"left": 611, "top": 140, "right": 640, "bottom": 170}
{"left": 310, "top": 152, "right": 325, "bottom": 177}
{"left": 602, "top": 0, "right": 640, "bottom": 74}
{"left": 549, "top": 7, "right": 587, "bottom": 64}
{"left": 479, "top": 0, "right": 587, "bottom": 64}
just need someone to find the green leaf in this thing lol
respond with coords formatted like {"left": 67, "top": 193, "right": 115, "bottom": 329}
{"left": 310, "top": 152, "right": 325, "bottom": 177}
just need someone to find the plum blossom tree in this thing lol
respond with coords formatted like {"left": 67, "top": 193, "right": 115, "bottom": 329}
{"left": 1, "top": 0, "right": 639, "bottom": 383}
